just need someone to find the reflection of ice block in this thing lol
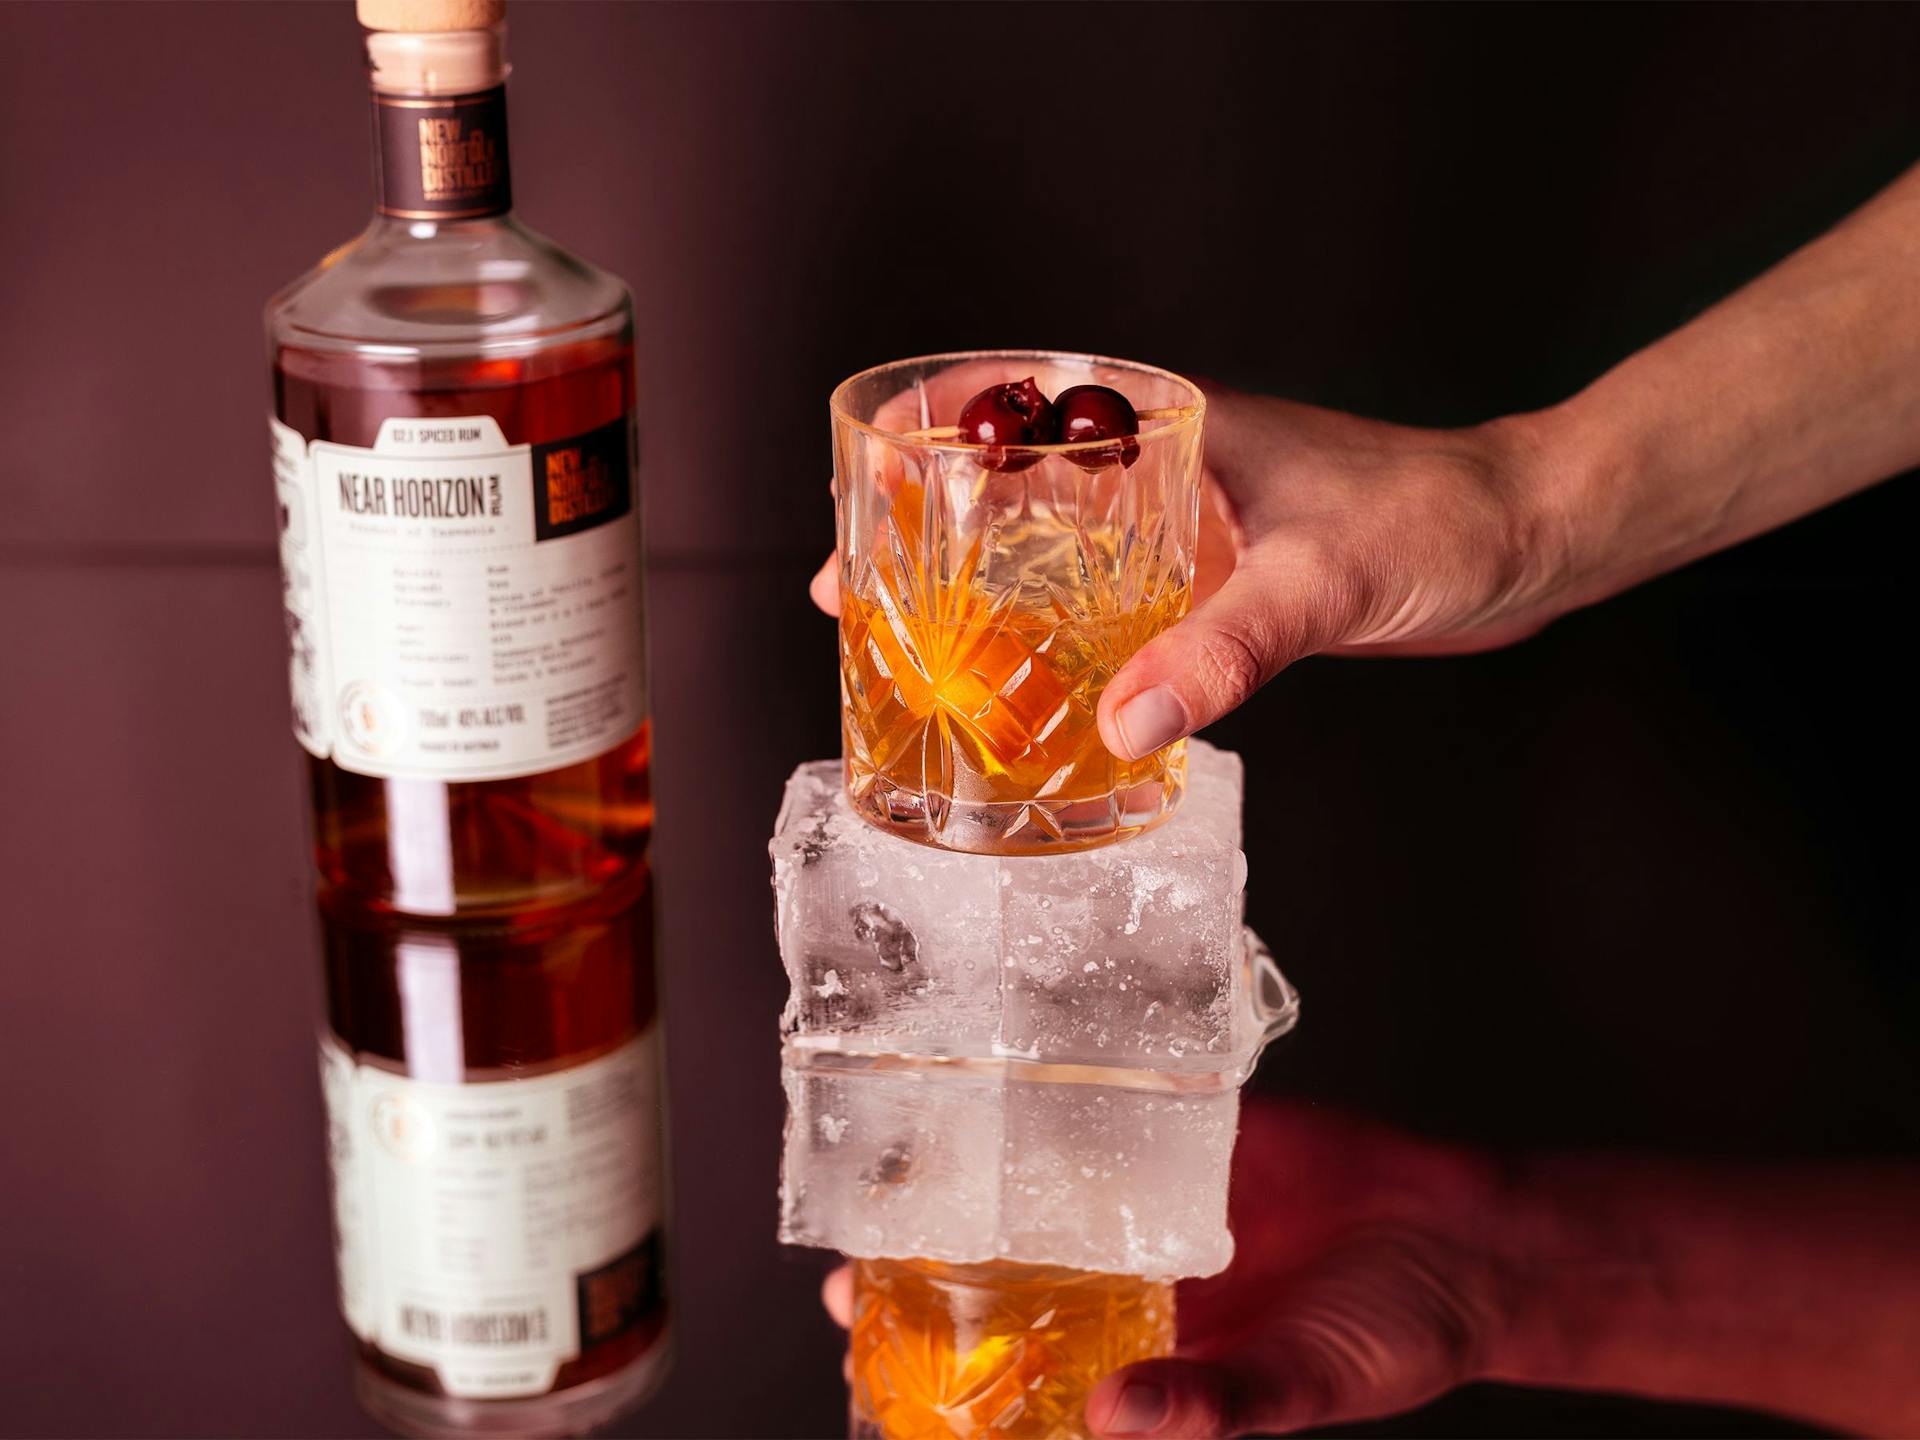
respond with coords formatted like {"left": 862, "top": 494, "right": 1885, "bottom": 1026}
{"left": 780, "top": 1058, "right": 1242, "bottom": 1278}
{"left": 778, "top": 927, "right": 1296, "bottom": 1279}
{"left": 772, "top": 740, "right": 1255, "bottom": 1074}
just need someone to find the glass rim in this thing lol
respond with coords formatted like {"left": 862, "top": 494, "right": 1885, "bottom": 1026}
{"left": 829, "top": 348, "right": 1206, "bottom": 458}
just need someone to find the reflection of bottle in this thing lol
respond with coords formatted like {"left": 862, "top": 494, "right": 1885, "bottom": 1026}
{"left": 849, "top": 1259, "right": 1173, "bottom": 1440}
{"left": 319, "top": 868, "right": 670, "bottom": 1437}
{"left": 265, "top": 0, "right": 651, "bottom": 919}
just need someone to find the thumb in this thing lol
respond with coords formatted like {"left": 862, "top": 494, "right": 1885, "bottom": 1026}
{"left": 1087, "top": 1359, "right": 1236, "bottom": 1439}
{"left": 1097, "top": 546, "right": 1361, "bottom": 759}
{"left": 1086, "top": 1354, "right": 1338, "bottom": 1440}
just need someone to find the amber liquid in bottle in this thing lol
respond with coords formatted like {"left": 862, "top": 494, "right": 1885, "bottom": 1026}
{"left": 274, "top": 334, "right": 654, "bottom": 918}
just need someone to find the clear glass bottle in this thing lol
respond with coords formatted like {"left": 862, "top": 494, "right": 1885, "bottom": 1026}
{"left": 267, "top": 1, "right": 652, "bottom": 920}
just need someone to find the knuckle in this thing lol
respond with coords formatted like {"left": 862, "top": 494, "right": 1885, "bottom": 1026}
{"left": 1277, "top": 525, "right": 1383, "bottom": 649}
{"left": 1301, "top": 530, "right": 1377, "bottom": 641}
{"left": 1261, "top": 1319, "right": 1361, "bottom": 1427}
{"left": 1158, "top": 1363, "right": 1238, "bottom": 1440}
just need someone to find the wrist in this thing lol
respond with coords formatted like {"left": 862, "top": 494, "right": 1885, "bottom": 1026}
{"left": 1476, "top": 1152, "right": 1614, "bottom": 1390}
{"left": 1527, "top": 362, "right": 1764, "bottom": 610}
{"left": 1476, "top": 394, "right": 1640, "bottom": 620}
{"left": 1481, "top": 1154, "right": 1920, "bottom": 1435}
{"left": 1352, "top": 1133, "right": 1563, "bottom": 1394}
{"left": 1478, "top": 1153, "right": 1702, "bottom": 1401}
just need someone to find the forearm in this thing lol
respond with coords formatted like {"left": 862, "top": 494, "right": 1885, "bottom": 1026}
{"left": 1485, "top": 1154, "right": 1920, "bottom": 1435}
{"left": 1534, "top": 162, "right": 1920, "bottom": 608}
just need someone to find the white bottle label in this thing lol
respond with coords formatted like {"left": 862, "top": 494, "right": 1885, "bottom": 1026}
{"left": 272, "top": 414, "right": 646, "bottom": 782}
{"left": 317, "top": 1031, "right": 666, "bottom": 1399}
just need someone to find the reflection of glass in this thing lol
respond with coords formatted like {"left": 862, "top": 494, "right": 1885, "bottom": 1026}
{"left": 849, "top": 1259, "right": 1174, "bottom": 1440}
{"left": 317, "top": 869, "right": 669, "bottom": 1438}
{"left": 833, "top": 352, "right": 1205, "bottom": 855}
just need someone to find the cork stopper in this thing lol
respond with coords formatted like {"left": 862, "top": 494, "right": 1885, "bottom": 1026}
{"left": 362, "top": 0, "right": 506, "bottom": 95}
{"left": 358, "top": 0, "right": 503, "bottom": 31}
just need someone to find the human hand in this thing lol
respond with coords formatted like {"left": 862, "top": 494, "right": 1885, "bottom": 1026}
{"left": 820, "top": 1100, "right": 1517, "bottom": 1439}
{"left": 1082, "top": 1100, "right": 1510, "bottom": 1437}
{"left": 1081, "top": 389, "right": 1576, "bottom": 761}
{"left": 821, "top": 1098, "right": 1920, "bottom": 1437}
{"left": 816, "top": 165, "right": 1920, "bottom": 754}
{"left": 811, "top": 382, "right": 1577, "bottom": 758}
{"left": 1080, "top": 1103, "right": 1920, "bottom": 1439}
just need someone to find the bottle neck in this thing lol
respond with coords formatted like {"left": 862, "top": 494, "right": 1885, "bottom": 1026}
{"left": 366, "top": 27, "right": 513, "bottom": 222}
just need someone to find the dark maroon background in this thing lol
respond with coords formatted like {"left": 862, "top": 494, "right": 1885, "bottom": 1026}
{"left": 1, "top": 3, "right": 1915, "bottom": 1437}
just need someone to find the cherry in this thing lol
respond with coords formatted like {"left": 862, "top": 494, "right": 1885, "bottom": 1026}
{"left": 956, "top": 377, "right": 1058, "bottom": 471}
{"left": 1054, "top": 384, "right": 1140, "bottom": 470}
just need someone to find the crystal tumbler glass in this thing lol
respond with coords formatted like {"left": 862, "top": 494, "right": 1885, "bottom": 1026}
{"left": 832, "top": 351, "right": 1205, "bottom": 854}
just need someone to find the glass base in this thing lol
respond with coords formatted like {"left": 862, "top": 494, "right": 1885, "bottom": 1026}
{"left": 353, "top": 1337, "right": 671, "bottom": 1439}
{"left": 845, "top": 763, "right": 1185, "bottom": 856}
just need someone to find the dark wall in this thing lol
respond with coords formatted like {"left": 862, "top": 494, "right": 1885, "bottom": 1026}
{"left": 0, "top": 4, "right": 1914, "bottom": 1437}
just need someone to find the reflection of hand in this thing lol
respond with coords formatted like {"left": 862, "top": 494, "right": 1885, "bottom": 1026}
{"left": 816, "top": 1102, "right": 1509, "bottom": 1436}
{"left": 1086, "top": 1100, "right": 1510, "bottom": 1438}
{"left": 1087, "top": 1100, "right": 1920, "bottom": 1439}
{"left": 823, "top": 1098, "right": 1920, "bottom": 1438}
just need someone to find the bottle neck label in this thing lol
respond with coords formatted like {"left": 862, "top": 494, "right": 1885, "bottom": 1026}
{"left": 372, "top": 86, "right": 513, "bottom": 220}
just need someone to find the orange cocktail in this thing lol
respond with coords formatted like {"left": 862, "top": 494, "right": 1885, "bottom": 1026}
{"left": 832, "top": 351, "right": 1205, "bottom": 855}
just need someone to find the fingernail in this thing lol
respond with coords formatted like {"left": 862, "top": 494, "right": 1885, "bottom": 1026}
{"left": 1105, "top": 1379, "right": 1169, "bottom": 1436}
{"left": 1115, "top": 687, "right": 1187, "bottom": 759}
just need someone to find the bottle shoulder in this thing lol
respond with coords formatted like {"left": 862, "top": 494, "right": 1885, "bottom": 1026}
{"left": 267, "top": 216, "right": 629, "bottom": 359}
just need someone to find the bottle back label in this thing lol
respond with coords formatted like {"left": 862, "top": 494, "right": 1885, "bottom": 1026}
{"left": 272, "top": 414, "right": 647, "bottom": 782}
{"left": 319, "top": 1031, "right": 667, "bottom": 1399}
{"left": 373, "top": 87, "right": 513, "bottom": 220}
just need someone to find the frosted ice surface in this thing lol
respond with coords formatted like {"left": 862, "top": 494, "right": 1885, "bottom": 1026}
{"left": 781, "top": 1058, "right": 1239, "bottom": 1278}
{"left": 771, "top": 761, "right": 1001, "bottom": 1056}
{"left": 772, "top": 740, "right": 1254, "bottom": 1074}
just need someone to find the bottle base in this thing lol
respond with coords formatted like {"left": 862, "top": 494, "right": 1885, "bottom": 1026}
{"left": 353, "top": 1337, "right": 672, "bottom": 1439}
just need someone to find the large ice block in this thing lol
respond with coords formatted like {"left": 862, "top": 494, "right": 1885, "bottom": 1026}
{"left": 772, "top": 740, "right": 1258, "bottom": 1075}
